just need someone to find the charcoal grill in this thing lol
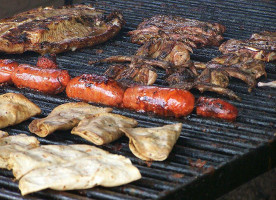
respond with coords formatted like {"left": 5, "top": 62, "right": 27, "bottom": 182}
{"left": 0, "top": 0, "right": 275, "bottom": 199}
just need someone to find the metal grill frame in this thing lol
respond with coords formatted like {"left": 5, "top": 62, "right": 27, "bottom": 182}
{"left": 0, "top": 0, "right": 275, "bottom": 199}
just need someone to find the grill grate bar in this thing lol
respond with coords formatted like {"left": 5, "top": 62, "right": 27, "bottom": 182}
{"left": 0, "top": 188, "right": 42, "bottom": 200}
{"left": 0, "top": 0, "right": 275, "bottom": 199}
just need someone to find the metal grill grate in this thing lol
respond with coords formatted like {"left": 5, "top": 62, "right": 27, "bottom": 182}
{"left": 0, "top": 0, "right": 275, "bottom": 199}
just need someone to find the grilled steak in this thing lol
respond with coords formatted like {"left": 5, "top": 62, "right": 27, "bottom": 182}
{"left": 128, "top": 15, "right": 225, "bottom": 47}
{"left": 0, "top": 5, "right": 124, "bottom": 54}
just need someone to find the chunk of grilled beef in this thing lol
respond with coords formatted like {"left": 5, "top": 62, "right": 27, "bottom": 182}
{"left": 0, "top": 5, "right": 124, "bottom": 54}
{"left": 219, "top": 31, "right": 276, "bottom": 62}
{"left": 128, "top": 15, "right": 225, "bottom": 47}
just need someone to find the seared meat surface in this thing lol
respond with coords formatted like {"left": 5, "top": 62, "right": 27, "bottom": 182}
{"left": 95, "top": 15, "right": 226, "bottom": 87}
{"left": 219, "top": 31, "right": 276, "bottom": 62}
{"left": 128, "top": 15, "right": 225, "bottom": 47}
{"left": 0, "top": 5, "right": 124, "bottom": 54}
{"left": 136, "top": 39, "right": 192, "bottom": 67}
{"left": 211, "top": 53, "right": 266, "bottom": 79}
{"left": 167, "top": 62, "right": 241, "bottom": 101}
{"left": 104, "top": 63, "right": 157, "bottom": 87}
{"left": 167, "top": 52, "right": 266, "bottom": 100}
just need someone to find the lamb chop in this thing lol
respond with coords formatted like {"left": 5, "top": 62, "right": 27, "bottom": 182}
{"left": 0, "top": 5, "right": 124, "bottom": 54}
{"left": 104, "top": 62, "right": 157, "bottom": 87}
{"left": 211, "top": 53, "right": 267, "bottom": 79}
{"left": 128, "top": 15, "right": 226, "bottom": 47}
{"left": 250, "top": 31, "right": 276, "bottom": 41}
{"left": 101, "top": 55, "right": 172, "bottom": 72}
{"left": 98, "top": 37, "right": 197, "bottom": 86}
{"left": 194, "top": 53, "right": 266, "bottom": 91}
{"left": 166, "top": 62, "right": 241, "bottom": 101}
{"left": 219, "top": 31, "right": 276, "bottom": 62}
{"left": 136, "top": 38, "right": 192, "bottom": 67}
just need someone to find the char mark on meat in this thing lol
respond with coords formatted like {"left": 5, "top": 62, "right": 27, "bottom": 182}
{"left": 219, "top": 31, "right": 276, "bottom": 62}
{"left": 0, "top": 5, "right": 125, "bottom": 54}
{"left": 136, "top": 38, "right": 192, "bottom": 67}
{"left": 128, "top": 15, "right": 225, "bottom": 47}
{"left": 104, "top": 63, "right": 157, "bottom": 87}
{"left": 101, "top": 55, "right": 172, "bottom": 72}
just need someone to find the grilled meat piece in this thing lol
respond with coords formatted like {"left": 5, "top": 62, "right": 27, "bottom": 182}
{"left": 166, "top": 61, "right": 198, "bottom": 90}
{"left": 104, "top": 63, "right": 157, "bottom": 87}
{"left": 211, "top": 54, "right": 266, "bottom": 79}
{"left": 136, "top": 39, "right": 192, "bottom": 66}
{"left": 194, "top": 67, "right": 241, "bottom": 100}
{"left": 0, "top": 5, "right": 124, "bottom": 54}
{"left": 193, "top": 53, "right": 266, "bottom": 93}
{"left": 195, "top": 84, "right": 241, "bottom": 101}
{"left": 128, "top": 15, "right": 225, "bottom": 47}
{"left": 219, "top": 31, "right": 276, "bottom": 62}
{"left": 207, "top": 63, "right": 257, "bottom": 92}
{"left": 195, "top": 67, "right": 230, "bottom": 88}
{"left": 167, "top": 62, "right": 241, "bottom": 101}
{"left": 250, "top": 31, "right": 276, "bottom": 41}
{"left": 101, "top": 55, "right": 172, "bottom": 71}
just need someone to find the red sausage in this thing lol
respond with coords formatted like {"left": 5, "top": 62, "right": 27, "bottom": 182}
{"left": 36, "top": 54, "right": 58, "bottom": 69}
{"left": 123, "top": 86, "right": 195, "bottom": 117}
{"left": 66, "top": 74, "right": 125, "bottom": 107}
{"left": 0, "top": 59, "right": 19, "bottom": 84}
{"left": 196, "top": 97, "right": 238, "bottom": 121}
{"left": 11, "top": 64, "right": 70, "bottom": 94}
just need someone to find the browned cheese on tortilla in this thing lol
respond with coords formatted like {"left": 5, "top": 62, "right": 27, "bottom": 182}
{"left": 29, "top": 102, "right": 112, "bottom": 137}
{"left": 121, "top": 123, "right": 182, "bottom": 161}
{"left": 0, "top": 93, "right": 41, "bottom": 129}
{"left": 71, "top": 113, "right": 138, "bottom": 145}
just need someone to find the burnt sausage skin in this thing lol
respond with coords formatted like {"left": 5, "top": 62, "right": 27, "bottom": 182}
{"left": 11, "top": 64, "right": 70, "bottom": 94}
{"left": 196, "top": 97, "right": 238, "bottom": 121}
{"left": 123, "top": 86, "right": 195, "bottom": 117}
{"left": 66, "top": 74, "right": 125, "bottom": 107}
{"left": 0, "top": 59, "right": 19, "bottom": 84}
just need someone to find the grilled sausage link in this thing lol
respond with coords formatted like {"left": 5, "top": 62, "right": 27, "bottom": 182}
{"left": 11, "top": 64, "right": 70, "bottom": 94}
{"left": 123, "top": 86, "right": 195, "bottom": 117}
{"left": 36, "top": 54, "right": 58, "bottom": 69}
{"left": 66, "top": 74, "right": 125, "bottom": 107}
{"left": 0, "top": 59, "right": 19, "bottom": 84}
{"left": 196, "top": 97, "right": 238, "bottom": 121}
